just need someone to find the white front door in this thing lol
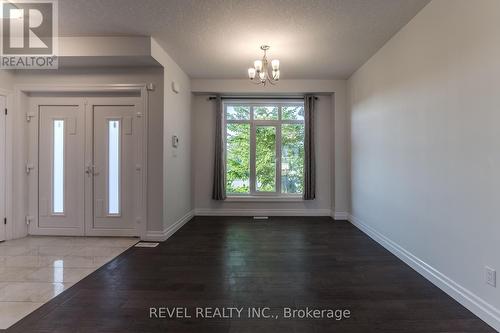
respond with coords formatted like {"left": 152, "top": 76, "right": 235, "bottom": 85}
{"left": 0, "top": 96, "right": 6, "bottom": 241}
{"left": 36, "top": 100, "right": 85, "bottom": 235}
{"left": 86, "top": 99, "right": 143, "bottom": 236}
{"left": 31, "top": 96, "right": 144, "bottom": 237}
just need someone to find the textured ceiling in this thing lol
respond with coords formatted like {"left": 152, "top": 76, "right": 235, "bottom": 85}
{"left": 58, "top": 0, "right": 430, "bottom": 79}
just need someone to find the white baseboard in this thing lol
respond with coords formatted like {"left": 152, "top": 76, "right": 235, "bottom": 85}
{"left": 194, "top": 208, "right": 332, "bottom": 217}
{"left": 332, "top": 211, "right": 349, "bottom": 220}
{"left": 143, "top": 210, "right": 194, "bottom": 242}
{"left": 348, "top": 214, "right": 500, "bottom": 332}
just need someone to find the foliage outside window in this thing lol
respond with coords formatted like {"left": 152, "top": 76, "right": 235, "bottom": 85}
{"left": 224, "top": 101, "right": 305, "bottom": 196}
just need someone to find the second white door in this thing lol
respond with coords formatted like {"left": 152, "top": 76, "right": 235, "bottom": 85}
{"left": 87, "top": 101, "right": 143, "bottom": 236}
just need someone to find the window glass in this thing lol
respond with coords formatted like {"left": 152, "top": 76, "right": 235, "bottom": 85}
{"left": 281, "top": 124, "right": 305, "bottom": 193}
{"left": 226, "top": 123, "right": 250, "bottom": 193}
{"left": 226, "top": 105, "right": 250, "bottom": 120}
{"left": 282, "top": 105, "right": 305, "bottom": 120}
{"left": 53, "top": 120, "right": 64, "bottom": 214}
{"left": 253, "top": 106, "right": 278, "bottom": 120}
{"left": 255, "top": 126, "right": 276, "bottom": 192}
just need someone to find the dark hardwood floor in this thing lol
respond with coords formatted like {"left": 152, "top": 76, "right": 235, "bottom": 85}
{"left": 6, "top": 216, "right": 496, "bottom": 333}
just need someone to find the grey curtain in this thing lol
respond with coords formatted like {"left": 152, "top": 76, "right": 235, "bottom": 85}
{"left": 303, "top": 95, "right": 316, "bottom": 200}
{"left": 212, "top": 95, "right": 226, "bottom": 200}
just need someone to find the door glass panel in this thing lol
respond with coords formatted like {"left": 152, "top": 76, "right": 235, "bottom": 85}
{"left": 53, "top": 120, "right": 64, "bottom": 214}
{"left": 281, "top": 124, "right": 305, "bottom": 193}
{"left": 108, "top": 120, "right": 120, "bottom": 215}
{"left": 255, "top": 126, "right": 276, "bottom": 192}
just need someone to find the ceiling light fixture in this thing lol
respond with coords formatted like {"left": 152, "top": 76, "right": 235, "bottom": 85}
{"left": 247, "top": 45, "right": 280, "bottom": 86}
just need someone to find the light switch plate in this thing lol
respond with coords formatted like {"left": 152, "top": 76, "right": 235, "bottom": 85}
{"left": 171, "top": 81, "right": 180, "bottom": 94}
{"left": 486, "top": 266, "right": 496, "bottom": 287}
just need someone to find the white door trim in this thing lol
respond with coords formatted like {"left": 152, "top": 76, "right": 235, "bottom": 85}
{"left": 0, "top": 88, "right": 13, "bottom": 241}
{"left": 21, "top": 84, "right": 148, "bottom": 239}
{"left": 0, "top": 95, "right": 5, "bottom": 241}
{"left": 15, "top": 83, "right": 146, "bottom": 94}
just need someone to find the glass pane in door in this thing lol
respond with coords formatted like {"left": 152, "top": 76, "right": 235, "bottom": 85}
{"left": 53, "top": 120, "right": 64, "bottom": 214}
{"left": 108, "top": 120, "right": 120, "bottom": 215}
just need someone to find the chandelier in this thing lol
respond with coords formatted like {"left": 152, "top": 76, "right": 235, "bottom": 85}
{"left": 247, "top": 45, "right": 280, "bottom": 86}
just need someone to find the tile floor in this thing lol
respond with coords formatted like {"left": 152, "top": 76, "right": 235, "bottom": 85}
{"left": 0, "top": 236, "right": 138, "bottom": 329}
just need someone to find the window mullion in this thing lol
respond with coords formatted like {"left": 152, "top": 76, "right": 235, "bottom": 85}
{"left": 253, "top": 120, "right": 280, "bottom": 125}
{"left": 276, "top": 124, "right": 282, "bottom": 195}
{"left": 277, "top": 105, "right": 282, "bottom": 194}
{"left": 281, "top": 120, "right": 304, "bottom": 125}
{"left": 250, "top": 121, "right": 256, "bottom": 195}
{"left": 223, "top": 111, "right": 228, "bottom": 193}
{"left": 226, "top": 120, "right": 250, "bottom": 124}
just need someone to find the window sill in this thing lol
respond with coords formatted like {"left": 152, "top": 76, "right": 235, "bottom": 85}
{"left": 225, "top": 196, "right": 304, "bottom": 202}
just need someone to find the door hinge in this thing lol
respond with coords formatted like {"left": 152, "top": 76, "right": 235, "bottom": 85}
{"left": 3, "top": 217, "right": 6, "bottom": 225}
{"left": 26, "top": 162, "right": 34, "bottom": 175}
{"left": 26, "top": 112, "right": 35, "bottom": 122}
{"left": 25, "top": 216, "right": 33, "bottom": 225}
{"left": 4, "top": 108, "right": 7, "bottom": 115}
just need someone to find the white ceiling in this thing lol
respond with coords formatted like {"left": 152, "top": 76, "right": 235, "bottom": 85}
{"left": 59, "top": 0, "right": 430, "bottom": 79}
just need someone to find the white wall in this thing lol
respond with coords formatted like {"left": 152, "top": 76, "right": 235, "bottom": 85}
{"left": 191, "top": 79, "right": 349, "bottom": 216}
{"left": 0, "top": 71, "right": 15, "bottom": 90}
{"left": 12, "top": 67, "right": 164, "bottom": 237}
{"left": 151, "top": 39, "right": 194, "bottom": 232}
{"left": 348, "top": 0, "right": 500, "bottom": 329}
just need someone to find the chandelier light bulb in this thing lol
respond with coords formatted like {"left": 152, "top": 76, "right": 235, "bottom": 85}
{"left": 254, "top": 60, "right": 263, "bottom": 71}
{"left": 273, "top": 69, "right": 280, "bottom": 80}
{"left": 259, "top": 71, "right": 266, "bottom": 81}
{"left": 248, "top": 68, "right": 256, "bottom": 79}
{"left": 271, "top": 59, "right": 280, "bottom": 70}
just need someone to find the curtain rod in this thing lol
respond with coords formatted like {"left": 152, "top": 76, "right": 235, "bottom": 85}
{"left": 208, "top": 96, "right": 318, "bottom": 100}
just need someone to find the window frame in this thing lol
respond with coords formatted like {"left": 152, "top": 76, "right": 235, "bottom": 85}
{"left": 223, "top": 99, "right": 305, "bottom": 198}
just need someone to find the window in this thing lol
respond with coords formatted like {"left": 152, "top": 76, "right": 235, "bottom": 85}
{"left": 224, "top": 100, "right": 305, "bottom": 196}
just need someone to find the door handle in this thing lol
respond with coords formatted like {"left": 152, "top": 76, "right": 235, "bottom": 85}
{"left": 85, "top": 165, "right": 99, "bottom": 176}
{"left": 85, "top": 165, "right": 93, "bottom": 176}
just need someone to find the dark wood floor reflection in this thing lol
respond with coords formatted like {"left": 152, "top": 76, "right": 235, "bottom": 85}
{"left": 6, "top": 216, "right": 495, "bottom": 332}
